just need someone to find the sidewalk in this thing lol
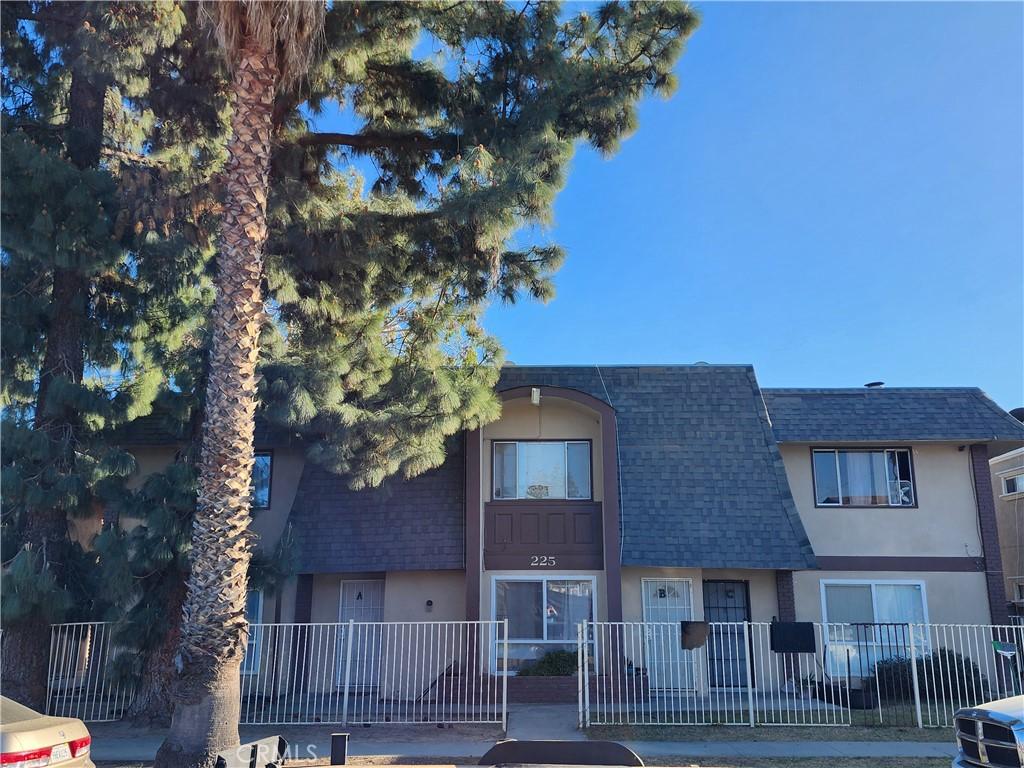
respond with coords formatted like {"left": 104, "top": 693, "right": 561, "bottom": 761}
{"left": 89, "top": 723, "right": 958, "bottom": 763}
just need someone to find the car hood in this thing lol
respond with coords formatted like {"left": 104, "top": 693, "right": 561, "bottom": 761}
{"left": 971, "top": 696, "right": 1024, "bottom": 721}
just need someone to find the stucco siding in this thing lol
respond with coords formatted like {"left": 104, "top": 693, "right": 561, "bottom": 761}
{"left": 792, "top": 569, "right": 991, "bottom": 625}
{"left": 250, "top": 447, "right": 304, "bottom": 554}
{"left": 779, "top": 443, "right": 984, "bottom": 558}
{"left": 383, "top": 571, "right": 466, "bottom": 622}
{"left": 991, "top": 448, "right": 1024, "bottom": 606}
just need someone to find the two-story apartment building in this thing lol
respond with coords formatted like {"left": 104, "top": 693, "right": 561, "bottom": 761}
{"left": 121, "top": 365, "right": 1024, "bottom": 673}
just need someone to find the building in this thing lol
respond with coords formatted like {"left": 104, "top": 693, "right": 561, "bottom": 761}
{"left": 121, "top": 365, "right": 1024, "bottom": 674}
{"left": 990, "top": 446, "right": 1024, "bottom": 617}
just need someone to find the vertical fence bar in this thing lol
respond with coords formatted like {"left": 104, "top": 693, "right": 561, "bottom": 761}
{"left": 743, "top": 622, "right": 755, "bottom": 727}
{"left": 582, "top": 621, "right": 591, "bottom": 727}
{"left": 501, "top": 618, "right": 509, "bottom": 731}
{"left": 341, "top": 619, "right": 354, "bottom": 726}
{"left": 908, "top": 624, "right": 923, "bottom": 729}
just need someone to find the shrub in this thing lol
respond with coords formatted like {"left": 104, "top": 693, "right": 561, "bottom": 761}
{"left": 517, "top": 650, "right": 577, "bottom": 676}
{"left": 872, "top": 649, "right": 988, "bottom": 702}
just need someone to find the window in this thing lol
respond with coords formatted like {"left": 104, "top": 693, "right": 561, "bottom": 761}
{"left": 812, "top": 448, "right": 915, "bottom": 507}
{"left": 493, "top": 577, "right": 595, "bottom": 672}
{"left": 241, "top": 590, "right": 263, "bottom": 674}
{"left": 492, "top": 441, "right": 591, "bottom": 500}
{"left": 821, "top": 580, "right": 927, "bottom": 676}
{"left": 1003, "top": 474, "right": 1023, "bottom": 496}
{"left": 251, "top": 452, "right": 272, "bottom": 509}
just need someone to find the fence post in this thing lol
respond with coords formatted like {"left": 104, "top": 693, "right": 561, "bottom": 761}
{"left": 502, "top": 619, "right": 509, "bottom": 732}
{"left": 45, "top": 624, "right": 57, "bottom": 716}
{"left": 582, "top": 621, "right": 591, "bottom": 728}
{"left": 907, "top": 624, "right": 923, "bottom": 729}
{"left": 743, "top": 622, "right": 755, "bottom": 727}
{"left": 577, "top": 622, "right": 584, "bottom": 729}
{"left": 341, "top": 620, "right": 354, "bottom": 726}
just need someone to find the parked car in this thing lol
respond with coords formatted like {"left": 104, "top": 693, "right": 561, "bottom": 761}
{"left": 953, "top": 695, "right": 1024, "bottom": 768}
{"left": 0, "top": 695, "right": 93, "bottom": 768}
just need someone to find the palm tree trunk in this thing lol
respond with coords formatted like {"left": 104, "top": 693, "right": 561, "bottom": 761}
{"left": 155, "top": 43, "right": 278, "bottom": 768}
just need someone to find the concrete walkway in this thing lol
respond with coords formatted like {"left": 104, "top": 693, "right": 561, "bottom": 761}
{"left": 88, "top": 704, "right": 958, "bottom": 763}
{"left": 90, "top": 719, "right": 958, "bottom": 764}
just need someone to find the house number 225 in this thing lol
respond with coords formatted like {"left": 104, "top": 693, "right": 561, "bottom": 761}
{"left": 530, "top": 555, "right": 557, "bottom": 567}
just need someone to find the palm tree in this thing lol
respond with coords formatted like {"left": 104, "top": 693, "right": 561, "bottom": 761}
{"left": 155, "top": 3, "right": 323, "bottom": 766}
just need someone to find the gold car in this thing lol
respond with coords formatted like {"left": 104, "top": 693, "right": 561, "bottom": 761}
{"left": 0, "top": 696, "right": 93, "bottom": 768}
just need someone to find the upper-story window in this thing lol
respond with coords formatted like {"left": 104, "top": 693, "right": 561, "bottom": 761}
{"left": 251, "top": 452, "right": 272, "bottom": 509}
{"left": 812, "top": 448, "right": 915, "bottom": 507}
{"left": 493, "top": 441, "right": 591, "bottom": 500}
{"left": 1002, "top": 474, "right": 1022, "bottom": 496}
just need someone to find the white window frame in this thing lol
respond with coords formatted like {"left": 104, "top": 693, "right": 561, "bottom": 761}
{"left": 492, "top": 440, "right": 592, "bottom": 501}
{"left": 1001, "top": 472, "right": 1024, "bottom": 498}
{"left": 241, "top": 589, "right": 264, "bottom": 675}
{"left": 490, "top": 574, "right": 597, "bottom": 674}
{"left": 812, "top": 448, "right": 916, "bottom": 508}
{"left": 819, "top": 578, "right": 930, "bottom": 626}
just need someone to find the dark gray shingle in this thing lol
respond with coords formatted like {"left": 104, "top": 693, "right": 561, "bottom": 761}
{"left": 762, "top": 388, "right": 1024, "bottom": 443}
{"left": 290, "top": 436, "right": 465, "bottom": 574}
{"left": 497, "top": 366, "right": 816, "bottom": 570}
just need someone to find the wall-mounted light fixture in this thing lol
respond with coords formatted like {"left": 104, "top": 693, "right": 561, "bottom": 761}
{"left": 530, "top": 387, "right": 541, "bottom": 406}
{"left": 425, "top": 599, "right": 434, "bottom": 613}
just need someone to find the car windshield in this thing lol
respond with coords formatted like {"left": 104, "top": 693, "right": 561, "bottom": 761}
{"left": 0, "top": 696, "right": 41, "bottom": 724}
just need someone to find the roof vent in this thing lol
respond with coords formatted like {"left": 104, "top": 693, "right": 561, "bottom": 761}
{"left": 864, "top": 381, "right": 885, "bottom": 388}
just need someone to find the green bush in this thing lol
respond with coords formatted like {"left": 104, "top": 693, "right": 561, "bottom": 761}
{"left": 517, "top": 650, "right": 577, "bottom": 676}
{"left": 873, "top": 649, "right": 988, "bottom": 702}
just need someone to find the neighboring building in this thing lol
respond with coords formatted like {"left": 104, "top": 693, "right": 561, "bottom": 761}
{"left": 119, "top": 365, "right": 1024, "bottom": 672}
{"left": 990, "top": 446, "right": 1024, "bottom": 617}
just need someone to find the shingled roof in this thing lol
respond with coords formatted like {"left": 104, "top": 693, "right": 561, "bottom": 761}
{"left": 497, "top": 365, "right": 816, "bottom": 570}
{"left": 761, "top": 388, "right": 1024, "bottom": 443}
{"left": 290, "top": 437, "right": 466, "bottom": 574}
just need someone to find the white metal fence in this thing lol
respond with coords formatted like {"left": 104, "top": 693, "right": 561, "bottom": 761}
{"left": 239, "top": 620, "right": 508, "bottom": 726}
{"left": 46, "top": 622, "right": 135, "bottom": 722}
{"left": 41, "top": 619, "right": 1021, "bottom": 729}
{"left": 579, "top": 621, "right": 1024, "bottom": 728}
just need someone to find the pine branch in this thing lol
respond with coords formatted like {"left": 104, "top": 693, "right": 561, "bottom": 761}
{"left": 295, "top": 130, "right": 457, "bottom": 154}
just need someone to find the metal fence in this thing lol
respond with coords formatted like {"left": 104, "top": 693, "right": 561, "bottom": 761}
{"left": 239, "top": 620, "right": 508, "bottom": 726}
{"left": 46, "top": 622, "right": 135, "bottom": 722}
{"left": 578, "top": 621, "right": 1024, "bottom": 728}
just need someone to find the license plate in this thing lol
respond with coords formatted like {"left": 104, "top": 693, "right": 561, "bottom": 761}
{"left": 50, "top": 743, "right": 71, "bottom": 762}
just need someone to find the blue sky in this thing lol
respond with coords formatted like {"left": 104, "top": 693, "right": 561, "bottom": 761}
{"left": 480, "top": 2, "right": 1024, "bottom": 409}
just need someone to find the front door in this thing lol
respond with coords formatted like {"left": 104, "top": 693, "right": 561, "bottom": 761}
{"left": 702, "top": 580, "right": 751, "bottom": 688}
{"left": 339, "top": 580, "right": 385, "bottom": 689}
{"left": 641, "top": 578, "right": 694, "bottom": 690}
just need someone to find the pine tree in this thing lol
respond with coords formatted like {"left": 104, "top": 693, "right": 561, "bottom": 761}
{"left": 0, "top": 0, "right": 226, "bottom": 708}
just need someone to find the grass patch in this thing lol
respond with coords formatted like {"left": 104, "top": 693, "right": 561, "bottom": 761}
{"left": 587, "top": 723, "right": 953, "bottom": 742}
{"left": 641, "top": 759, "right": 948, "bottom": 768}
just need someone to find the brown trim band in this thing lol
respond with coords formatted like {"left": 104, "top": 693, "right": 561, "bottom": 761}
{"left": 465, "top": 430, "right": 481, "bottom": 620}
{"left": 816, "top": 556, "right": 984, "bottom": 573}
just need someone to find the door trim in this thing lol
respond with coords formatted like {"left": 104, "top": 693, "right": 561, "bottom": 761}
{"left": 702, "top": 579, "right": 754, "bottom": 689}
{"left": 641, "top": 577, "right": 694, "bottom": 622}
